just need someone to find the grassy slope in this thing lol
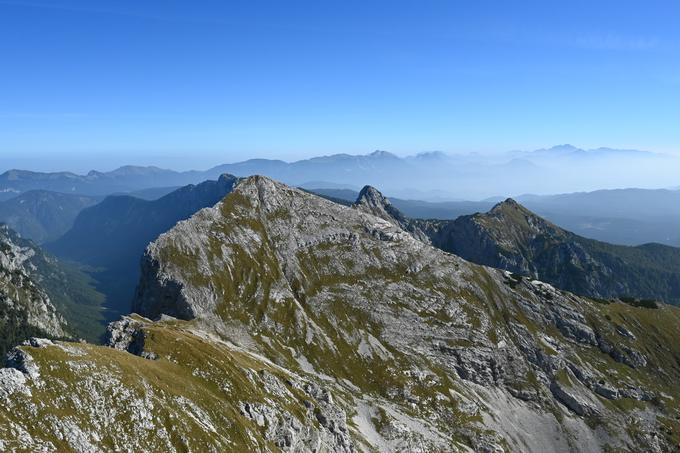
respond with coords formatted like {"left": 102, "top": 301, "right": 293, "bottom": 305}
{"left": 0, "top": 319, "right": 338, "bottom": 452}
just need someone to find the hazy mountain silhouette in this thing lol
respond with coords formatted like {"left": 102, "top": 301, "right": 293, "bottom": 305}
{"left": 1, "top": 146, "right": 672, "bottom": 200}
{"left": 0, "top": 191, "right": 99, "bottom": 243}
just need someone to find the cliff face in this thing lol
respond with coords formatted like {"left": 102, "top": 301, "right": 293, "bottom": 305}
{"left": 0, "top": 225, "right": 68, "bottom": 356}
{"left": 1, "top": 177, "right": 680, "bottom": 452}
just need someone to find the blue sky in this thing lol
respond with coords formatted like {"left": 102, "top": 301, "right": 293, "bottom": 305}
{"left": 1, "top": 0, "right": 679, "bottom": 171}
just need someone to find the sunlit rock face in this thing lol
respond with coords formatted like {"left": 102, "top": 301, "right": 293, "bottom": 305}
{"left": 0, "top": 225, "right": 68, "bottom": 354}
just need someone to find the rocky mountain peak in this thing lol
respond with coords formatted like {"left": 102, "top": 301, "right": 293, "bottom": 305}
{"left": 127, "top": 176, "right": 680, "bottom": 451}
{"left": 231, "top": 174, "right": 293, "bottom": 209}
{"left": 481, "top": 198, "right": 563, "bottom": 240}
{"left": 216, "top": 172, "right": 238, "bottom": 184}
{"left": 489, "top": 197, "right": 533, "bottom": 216}
{"left": 355, "top": 185, "right": 391, "bottom": 209}
{"left": 354, "top": 185, "right": 430, "bottom": 242}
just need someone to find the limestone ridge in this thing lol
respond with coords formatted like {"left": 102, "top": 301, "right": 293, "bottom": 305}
{"left": 357, "top": 189, "right": 680, "bottom": 306}
{"left": 418, "top": 197, "right": 680, "bottom": 305}
{"left": 128, "top": 175, "right": 680, "bottom": 451}
{"left": 0, "top": 176, "right": 678, "bottom": 451}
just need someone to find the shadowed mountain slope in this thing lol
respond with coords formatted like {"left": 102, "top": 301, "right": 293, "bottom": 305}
{"left": 427, "top": 199, "right": 680, "bottom": 305}
{"left": 0, "top": 191, "right": 98, "bottom": 243}
{"left": 48, "top": 174, "right": 239, "bottom": 321}
{"left": 0, "top": 225, "right": 105, "bottom": 353}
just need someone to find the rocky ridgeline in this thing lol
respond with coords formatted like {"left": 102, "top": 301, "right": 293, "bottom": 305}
{"left": 0, "top": 225, "right": 67, "bottom": 354}
{"left": 0, "top": 177, "right": 679, "bottom": 452}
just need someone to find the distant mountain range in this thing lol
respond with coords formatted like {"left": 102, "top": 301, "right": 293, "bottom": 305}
{"left": 0, "top": 166, "right": 200, "bottom": 196}
{"left": 1, "top": 170, "right": 678, "bottom": 250}
{"left": 0, "top": 191, "right": 99, "bottom": 243}
{"left": 1, "top": 145, "right": 675, "bottom": 200}
{"left": 0, "top": 152, "right": 406, "bottom": 196}
{"left": 514, "top": 189, "right": 680, "bottom": 246}
{"left": 519, "top": 144, "right": 656, "bottom": 160}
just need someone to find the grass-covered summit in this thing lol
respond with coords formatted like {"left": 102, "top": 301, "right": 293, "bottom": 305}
{"left": 412, "top": 197, "right": 680, "bottom": 306}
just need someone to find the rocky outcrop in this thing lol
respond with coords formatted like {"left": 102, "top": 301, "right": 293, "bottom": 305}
{"left": 354, "top": 185, "right": 430, "bottom": 243}
{"left": 239, "top": 377, "right": 355, "bottom": 452}
{"left": 5, "top": 344, "right": 42, "bottom": 379}
{"left": 549, "top": 368, "right": 601, "bottom": 417}
{"left": 105, "top": 316, "right": 158, "bottom": 360}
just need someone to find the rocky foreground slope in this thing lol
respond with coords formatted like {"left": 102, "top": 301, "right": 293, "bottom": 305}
{"left": 1, "top": 176, "right": 680, "bottom": 452}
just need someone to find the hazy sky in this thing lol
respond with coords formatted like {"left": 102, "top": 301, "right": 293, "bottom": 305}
{"left": 1, "top": 0, "right": 680, "bottom": 172}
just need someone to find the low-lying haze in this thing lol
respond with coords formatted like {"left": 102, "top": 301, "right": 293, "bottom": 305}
{"left": 3, "top": 145, "right": 677, "bottom": 200}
